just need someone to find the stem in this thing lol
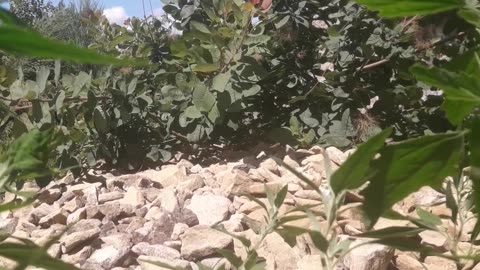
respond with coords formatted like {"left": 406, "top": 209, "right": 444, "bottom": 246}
{"left": 219, "top": 16, "right": 252, "bottom": 74}
{"left": 357, "top": 32, "right": 466, "bottom": 72}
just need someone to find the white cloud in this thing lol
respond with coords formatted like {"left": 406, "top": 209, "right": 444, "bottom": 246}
{"left": 103, "top": 6, "right": 129, "bottom": 25}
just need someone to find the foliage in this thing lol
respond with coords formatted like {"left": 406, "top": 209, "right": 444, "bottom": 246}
{"left": 149, "top": 1, "right": 480, "bottom": 269}
{"left": 35, "top": 0, "right": 104, "bottom": 48}
{"left": 9, "top": 0, "right": 54, "bottom": 25}
{"left": 2, "top": 0, "right": 471, "bottom": 174}
{"left": 0, "top": 6, "right": 138, "bottom": 270}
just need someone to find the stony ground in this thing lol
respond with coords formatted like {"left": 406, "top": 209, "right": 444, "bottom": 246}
{"left": 0, "top": 146, "right": 477, "bottom": 270}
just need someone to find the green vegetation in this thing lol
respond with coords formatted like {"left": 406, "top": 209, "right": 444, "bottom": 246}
{"left": 1, "top": 0, "right": 480, "bottom": 269}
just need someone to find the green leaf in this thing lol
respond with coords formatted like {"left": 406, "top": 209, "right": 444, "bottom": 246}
{"left": 309, "top": 230, "right": 329, "bottom": 253}
{"left": 184, "top": 106, "right": 203, "bottom": 119}
{"left": 416, "top": 208, "right": 442, "bottom": 228}
{"left": 274, "top": 185, "right": 288, "bottom": 209}
{"left": 128, "top": 77, "right": 138, "bottom": 95}
{"left": 193, "top": 63, "right": 220, "bottom": 73}
{"left": 276, "top": 226, "right": 309, "bottom": 247}
{"left": 265, "top": 184, "right": 275, "bottom": 212}
{"left": 275, "top": 16, "right": 290, "bottom": 29}
{"left": 0, "top": 26, "right": 139, "bottom": 65}
{"left": 216, "top": 249, "right": 242, "bottom": 267}
{"left": 243, "top": 35, "right": 271, "bottom": 45}
{"left": 458, "top": 7, "right": 480, "bottom": 28}
{"left": 191, "top": 21, "right": 211, "bottom": 34}
{"left": 330, "top": 128, "right": 391, "bottom": 194}
{"left": 371, "top": 237, "right": 437, "bottom": 253}
{"left": 192, "top": 85, "right": 216, "bottom": 112}
{"left": 358, "top": 227, "right": 426, "bottom": 239}
{"left": 93, "top": 107, "right": 108, "bottom": 134}
{"left": 212, "top": 72, "right": 231, "bottom": 92}
{"left": 361, "top": 132, "right": 464, "bottom": 228}
{"left": 410, "top": 63, "right": 480, "bottom": 125}
{"left": 36, "top": 66, "right": 50, "bottom": 94}
{"left": 355, "top": 0, "right": 462, "bottom": 18}
{"left": 268, "top": 127, "right": 297, "bottom": 146}
{"left": 54, "top": 60, "right": 61, "bottom": 83}
{"left": 445, "top": 181, "right": 458, "bottom": 223}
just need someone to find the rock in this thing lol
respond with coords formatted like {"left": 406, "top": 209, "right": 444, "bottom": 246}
{"left": 259, "top": 158, "right": 280, "bottom": 174}
{"left": 61, "top": 228, "right": 101, "bottom": 253}
{"left": 133, "top": 217, "right": 175, "bottom": 245}
{"left": 419, "top": 230, "right": 447, "bottom": 250}
{"left": 85, "top": 245, "right": 130, "bottom": 269}
{"left": 84, "top": 185, "right": 99, "bottom": 206}
{"left": 175, "top": 208, "right": 199, "bottom": 227}
{"left": 283, "top": 155, "right": 300, "bottom": 169}
{"left": 62, "top": 246, "right": 93, "bottom": 265}
{"left": 123, "top": 187, "right": 145, "bottom": 206}
{"left": 171, "top": 223, "right": 188, "bottom": 240}
{"left": 132, "top": 242, "right": 181, "bottom": 260}
{"left": 32, "top": 224, "right": 65, "bottom": 246}
{"left": 67, "top": 207, "right": 86, "bottom": 225}
{"left": 424, "top": 256, "right": 456, "bottom": 270}
{"left": 137, "top": 256, "right": 190, "bottom": 270}
{"left": 48, "top": 243, "right": 62, "bottom": 258}
{"left": 68, "top": 219, "right": 102, "bottom": 234}
{"left": 139, "top": 166, "right": 187, "bottom": 188}
{"left": 180, "top": 226, "right": 232, "bottom": 260}
{"left": 106, "top": 175, "right": 155, "bottom": 191}
{"left": 38, "top": 208, "right": 68, "bottom": 227}
{"left": 31, "top": 224, "right": 65, "bottom": 239}
{"left": 124, "top": 217, "right": 146, "bottom": 234}
{"left": 401, "top": 187, "right": 445, "bottom": 213}
{"left": 221, "top": 214, "right": 244, "bottom": 233}
{"left": 100, "top": 233, "right": 132, "bottom": 249}
{"left": 0, "top": 217, "right": 18, "bottom": 234}
{"left": 294, "top": 190, "right": 322, "bottom": 201}
{"left": 215, "top": 170, "right": 254, "bottom": 195}
{"left": 343, "top": 241, "right": 394, "bottom": 270}
{"left": 176, "top": 175, "right": 205, "bottom": 194}
{"left": 98, "top": 203, "right": 135, "bottom": 221}
{"left": 67, "top": 182, "right": 102, "bottom": 195}
{"left": 233, "top": 230, "right": 300, "bottom": 270}
{"left": 99, "top": 191, "right": 124, "bottom": 204}
{"left": 256, "top": 167, "right": 283, "bottom": 183}
{"left": 158, "top": 188, "right": 179, "bottom": 213}
{"left": 394, "top": 254, "right": 424, "bottom": 270}
{"left": 37, "top": 188, "right": 62, "bottom": 205}
{"left": 63, "top": 197, "right": 84, "bottom": 213}
{"left": 297, "top": 255, "right": 322, "bottom": 270}
{"left": 200, "top": 258, "right": 230, "bottom": 270}
{"left": 28, "top": 203, "right": 58, "bottom": 225}
{"left": 100, "top": 221, "right": 118, "bottom": 237}
{"left": 145, "top": 207, "right": 163, "bottom": 221}
{"left": 57, "top": 191, "right": 76, "bottom": 206}
{"left": 325, "top": 146, "right": 347, "bottom": 165}
{"left": 247, "top": 181, "right": 286, "bottom": 195}
{"left": 164, "top": 240, "right": 181, "bottom": 251}
{"left": 186, "top": 194, "right": 231, "bottom": 226}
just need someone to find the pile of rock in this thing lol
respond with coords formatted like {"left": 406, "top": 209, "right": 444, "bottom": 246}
{"left": 0, "top": 146, "right": 477, "bottom": 270}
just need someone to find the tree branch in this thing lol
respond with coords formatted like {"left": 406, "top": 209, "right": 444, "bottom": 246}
{"left": 357, "top": 31, "right": 466, "bottom": 72}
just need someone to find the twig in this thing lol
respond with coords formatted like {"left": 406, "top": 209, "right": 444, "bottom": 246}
{"left": 357, "top": 31, "right": 466, "bottom": 72}
{"left": 219, "top": 19, "right": 252, "bottom": 74}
